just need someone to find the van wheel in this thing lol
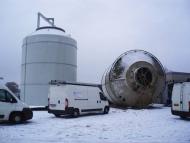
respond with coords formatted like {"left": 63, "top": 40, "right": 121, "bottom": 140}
{"left": 72, "top": 109, "right": 79, "bottom": 118}
{"left": 104, "top": 106, "right": 109, "bottom": 114}
{"left": 9, "top": 112, "right": 22, "bottom": 123}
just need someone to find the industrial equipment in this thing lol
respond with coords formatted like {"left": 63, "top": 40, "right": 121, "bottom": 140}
{"left": 21, "top": 13, "right": 77, "bottom": 106}
{"left": 102, "top": 50, "right": 166, "bottom": 108}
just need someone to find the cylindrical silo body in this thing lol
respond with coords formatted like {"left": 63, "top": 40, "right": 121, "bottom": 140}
{"left": 21, "top": 27, "right": 77, "bottom": 106}
{"left": 102, "top": 50, "right": 166, "bottom": 108}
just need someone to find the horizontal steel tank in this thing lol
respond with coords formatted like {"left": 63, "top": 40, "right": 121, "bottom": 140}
{"left": 102, "top": 50, "right": 166, "bottom": 108}
{"left": 21, "top": 13, "right": 77, "bottom": 106}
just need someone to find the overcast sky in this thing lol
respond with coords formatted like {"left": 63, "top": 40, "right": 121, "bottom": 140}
{"left": 0, "top": 0, "right": 190, "bottom": 84}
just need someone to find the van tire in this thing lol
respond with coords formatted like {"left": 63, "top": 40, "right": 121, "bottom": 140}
{"left": 72, "top": 109, "right": 79, "bottom": 118}
{"left": 9, "top": 112, "right": 22, "bottom": 123}
{"left": 104, "top": 106, "right": 109, "bottom": 114}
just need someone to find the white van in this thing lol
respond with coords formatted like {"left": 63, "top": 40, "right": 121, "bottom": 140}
{"left": 171, "top": 82, "right": 190, "bottom": 118}
{"left": 0, "top": 85, "right": 33, "bottom": 123}
{"left": 48, "top": 80, "right": 110, "bottom": 117}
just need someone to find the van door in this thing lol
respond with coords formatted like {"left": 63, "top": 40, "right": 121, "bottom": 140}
{"left": 87, "top": 87, "right": 104, "bottom": 111}
{"left": 172, "top": 84, "right": 182, "bottom": 111}
{"left": 0, "top": 89, "right": 16, "bottom": 120}
{"left": 182, "top": 83, "right": 190, "bottom": 112}
{"left": 73, "top": 86, "right": 89, "bottom": 111}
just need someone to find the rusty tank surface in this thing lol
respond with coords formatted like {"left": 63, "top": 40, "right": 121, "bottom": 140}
{"left": 101, "top": 50, "right": 166, "bottom": 108}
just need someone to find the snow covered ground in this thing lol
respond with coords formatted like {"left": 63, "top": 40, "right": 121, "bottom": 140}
{"left": 0, "top": 106, "right": 190, "bottom": 143}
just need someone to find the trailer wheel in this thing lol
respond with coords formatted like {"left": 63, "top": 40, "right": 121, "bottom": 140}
{"left": 104, "top": 106, "right": 109, "bottom": 114}
{"left": 9, "top": 112, "right": 22, "bottom": 123}
{"left": 72, "top": 109, "right": 79, "bottom": 118}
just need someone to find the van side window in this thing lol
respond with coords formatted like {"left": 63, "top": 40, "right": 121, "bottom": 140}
{"left": 99, "top": 92, "right": 107, "bottom": 101}
{"left": 6, "top": 91, "right": 17, "bottom": 103}
{"left": 0, "top": 89, "right": 6, "bottom": 102}
{"left": 0, "top": 89, "right": 17, "bottom": 103}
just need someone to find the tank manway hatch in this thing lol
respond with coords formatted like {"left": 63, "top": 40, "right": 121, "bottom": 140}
{"left": 101, "top": 50, "right": 166, "bottom": 108}
{"left": 21, "top": 12, "right": 77, "bottom": 106}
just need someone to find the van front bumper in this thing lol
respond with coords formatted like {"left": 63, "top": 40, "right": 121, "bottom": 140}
{"left": 171, "top": 109, "right": 190, "bottom": 117}
{"left": 22, "top": 108, "right": 33, "bottom": 120}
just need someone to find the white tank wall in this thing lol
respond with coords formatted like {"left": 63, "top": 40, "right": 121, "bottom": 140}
{"left": 21, "top": 28, "right": 77, "bottom": 106}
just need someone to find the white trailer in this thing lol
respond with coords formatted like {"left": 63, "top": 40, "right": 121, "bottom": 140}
{"left": 0, "top": 85, "right": 33, "bottom": 123}
{"left": 171, "top": 82, "right": 190, "bottom": 118}
{"left": 48, "top": 80, "right": 109, "bottom": 117}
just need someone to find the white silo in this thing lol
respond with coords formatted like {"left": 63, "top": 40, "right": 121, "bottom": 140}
{"left": 21, "top": 13, "right": 77, "bottom": 106}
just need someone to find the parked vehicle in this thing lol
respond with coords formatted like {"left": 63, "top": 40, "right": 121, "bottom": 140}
{"left": 0, "top": 85, "right": 33, "bottom": 123}
{"left": 48, "top": 80, "right": 110, "bottom": 117}
{"left": 171, "top": 82, "right": 190, "bottom": 118}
